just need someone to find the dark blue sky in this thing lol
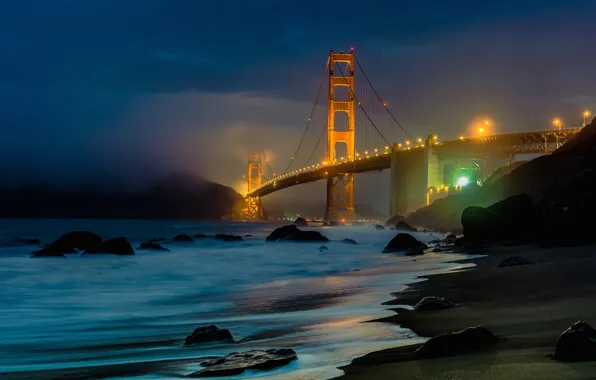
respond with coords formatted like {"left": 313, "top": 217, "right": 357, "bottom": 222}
{"left": 1, "top": 0, "right": 595, "bottom": 209}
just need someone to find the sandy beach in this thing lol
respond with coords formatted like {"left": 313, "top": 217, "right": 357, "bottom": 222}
{"left": 339, "top": 244, "right": 596, "bottom": 379}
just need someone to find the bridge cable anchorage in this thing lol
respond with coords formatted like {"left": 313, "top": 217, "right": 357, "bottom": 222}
{"left": 261, "top": 150, "right": 277, "bottom": 178}
{"left": 280, "top": 57, "right": 331, "bottom": 176}
{"left": 354, "top": 53, "right": 412, "bottom": 141}
{"left": 334, "top": 61, "right": 391, "bottom": 148}
{"left": 305, "top": 120, "right": 328, "bottom": 167}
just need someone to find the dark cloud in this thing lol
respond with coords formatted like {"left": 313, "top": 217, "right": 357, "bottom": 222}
{"left": 0, "top": 0, "right": 595, "bottom": 211}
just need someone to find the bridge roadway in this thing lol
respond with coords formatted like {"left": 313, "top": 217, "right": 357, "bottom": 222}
{"left": 249, "top": 128, "right": 580, "bottom": 198}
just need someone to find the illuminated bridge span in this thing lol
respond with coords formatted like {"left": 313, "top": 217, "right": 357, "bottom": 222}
{"left": 244, "top": 49, "right": 581, "bottom": 221}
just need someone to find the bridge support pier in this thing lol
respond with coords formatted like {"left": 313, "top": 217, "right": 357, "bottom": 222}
{"left": 245, "top": 153, "right": 263, "bottom": 220}
{"left": 325, "top": 173, "right": 356, "bottom": 222}
{"left": 389, "top": 136, "right": 442, "bottom": 217}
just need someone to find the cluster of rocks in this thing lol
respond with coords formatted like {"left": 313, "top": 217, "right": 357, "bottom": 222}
{"left": 382, "top": 233, "right": 427, "bottom": 255}
{"left": 183, "top": 324, "right": 297, "bottom": 377}
{"left": 32, "top": 231, "right": 134, "bottom": 257}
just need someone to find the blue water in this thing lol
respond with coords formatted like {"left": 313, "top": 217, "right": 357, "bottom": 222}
{"left": 0, "top": 219, "right": 471, "bottom": 379}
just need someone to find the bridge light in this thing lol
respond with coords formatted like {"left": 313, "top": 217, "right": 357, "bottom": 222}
{"left": 584, "top": 110, "right": 591, "bottom": 127}
{"left": 433, "top": 135, "right": 438, "bottom": 140}
{"left": 417, "top": 137, "right": 422, "bottom": 143}
{"left": 385, "top": 146, "right": 389, "bottom": 150}
{"left": 456, "top": 176, "right": 470, "bottom": 187}
{"left": 553, "top": 118, "right": 561, "bottom": 130}
{"left": 383, "top": 103, "right": 387, "bottom": 107}
{"left": 364, "top": 150, "right": 369, "bottom": 154}
{"left": 405, "top": 141, "right": 410, "bottom": 145}
{"left": 374, "top": 148, "right": 378, "bottom": 152}
{"left": 478, "top": 127, "right": 485, "bottom": 134}
{"left": 459, "top": 136, "right": 464, "bottom": 140}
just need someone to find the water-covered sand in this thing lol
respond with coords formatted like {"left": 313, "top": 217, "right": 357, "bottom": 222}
{"left": 341, "top": 244, "right": 596, "bottom": 380}
{"left": 0, "top": 219, "right": 468, "bottom": 379}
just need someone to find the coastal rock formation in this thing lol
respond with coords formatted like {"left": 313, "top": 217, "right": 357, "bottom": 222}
{"left": 395, "top": 221, "right": 416, "bottom": 232}
{"left": 385, "top": 214, "right": 405, "bottom": 227}
{"left": 497, "top": 256, "right": 534, "bottom": 267}
{"left": 214, "top": 234, "right": 243, "bottom": 242}
{"left": 552, "top": 321, "right": 596, "bottom": 361}
{"left": 341, "top": 239, "right": 359, "bottom": 245}
{"left": 432, "top": 247, "right": 443, "bottom": 252}
{"left": 293, "top": 217, "right": 308, "bottom": 227}
{"left": 137, "top": 242, "right": 169, "bottom": 251}
{"left": 148, "top": 237, "right": 166, "bottom": 243}
{"left": 172, "top": 234, "right": 193, "bottom": 242}
{"left": 266, "top": 225, "right": 328, "bottom": 242}
{"left": 413, "top": 296, "right": 455, "bottom": 311}
{"left": 185, "top": 325, "right": 234, "bottom": 346}
{"left": 415, "top": 326, "right": 498, "bottom": 358}
{"left": 11, "top": 237, "right": 41, "bottom": 246}
{"left": 375, "top": 225, "right": 385, "bottom": 230}
{"left": 193, "top": 234, "right": 208, "bottom": 239}
{"left": 85, "top": 237, "right": 134, "bottom": 255}
{"left": 445, "top": 234, "right": 457, "bottom": 244}
{"left": 31, "top": 249, "right": 67, "bottom": 258}
{"left": 54, "top": 231, "right": 103, "bottom": 251}
{"left": 189, "top": 349, "right": 297, "bottom": 377}
{"left": 382, "top": 233, "right": 423, "bottom": 253}
{"left": 405, "top": 246, "right": 425, "bottom": 256}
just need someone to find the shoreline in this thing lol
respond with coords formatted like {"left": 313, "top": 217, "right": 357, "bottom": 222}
{"left": 338, "top": 244, "right": 596, "bottom": 379}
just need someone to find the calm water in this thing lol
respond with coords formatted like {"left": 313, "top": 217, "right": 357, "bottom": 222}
{"left": 0, "top": 219, "right": 471, "bottom": 379}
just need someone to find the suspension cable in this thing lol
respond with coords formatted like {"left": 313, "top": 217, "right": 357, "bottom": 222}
{"left": 334, "top": 61, "right": 391, "bottom": 147}
{"left": 305, "top": 121, "right": 327, "bottom": 166}
{"left": 354, "top": 53, "right": 412, "bottom": 140}
{"left": 280, "top": 57, "right": 330, "bottom": 176}
{"left": 261, "top": 151, "right": 276, "bottom": 177}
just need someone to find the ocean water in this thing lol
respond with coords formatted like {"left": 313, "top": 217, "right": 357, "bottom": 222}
{"left": 0, "top": 219, "right": 472, "bottom": 379}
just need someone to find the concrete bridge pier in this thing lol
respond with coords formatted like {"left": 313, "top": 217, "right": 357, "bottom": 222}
{"left": 389, "top": 135, "right": 442, "bottom": 217}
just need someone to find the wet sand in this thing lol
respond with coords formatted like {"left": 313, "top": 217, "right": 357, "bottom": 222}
{"left": 340, "top": 244, "right": 596, "bottom": 379}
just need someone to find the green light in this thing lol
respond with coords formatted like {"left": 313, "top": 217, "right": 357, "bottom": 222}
{"left": 456, "top": 176, "right": 470, "bottom": 187}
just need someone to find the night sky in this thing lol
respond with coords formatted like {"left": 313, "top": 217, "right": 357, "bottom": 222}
{"left": 1, "top": 1, "right": 595, "bottom": 212}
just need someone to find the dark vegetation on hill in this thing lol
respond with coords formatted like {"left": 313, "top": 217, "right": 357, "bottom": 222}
{"left": 406, "top": 117, "right": 596, "bottom": 236}
{"left": 0, "top": 173, "right": 244, "bottom": 220}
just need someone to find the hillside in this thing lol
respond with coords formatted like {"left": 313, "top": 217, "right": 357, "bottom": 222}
{"left": 0, "top": 173, "right": 244, "bottom": 220}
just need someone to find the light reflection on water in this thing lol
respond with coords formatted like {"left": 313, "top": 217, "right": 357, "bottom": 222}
{"left": 0, "top": 219, "right": 471, "bottom": 379}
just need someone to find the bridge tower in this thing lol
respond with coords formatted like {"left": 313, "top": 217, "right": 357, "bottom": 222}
{"left": 325, "top": 49, "right": 356, "bottom": 222}
{"left": 246, "top": 153, "right": 263, "bottom": 220}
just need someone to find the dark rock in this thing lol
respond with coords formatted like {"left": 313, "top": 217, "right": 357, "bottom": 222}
{"left": 85, "top": 237, "right": 134, "bottom": 255}
{"left": 413, "top": 296, "right": 455, "bottom": 311}
{"left": 405, "top": 245, "right": 425, "bottom": 256}
{"left": 553, "top": 321, "right": 596, "bottom": 361}
{"left": 451, "top": 228, "right": 463, "bottom": 235}
{"left": 432, "top": 248, "right": 443, "bottom": 252}
{"left": 243, "top": 234, "right": 252, "bottom": 237}
{"left": 185, "top": 325, "right": 234, "bottom": 346}
{"left": 172, "top": 234, "right": 193, "bottom": 242}
{"left": 382, "top": 233, "right": 422, "bottom": 253}
{"left": 415, "top": 326, "right": 498, "bottom": 358}
{"left": 446, "top": 233, "right": 457, "bottom": 240}
{"left": 385, "top": 214, "right": 406, "bottom": 226}
{"left": 283, "top": 230, "right": 329, "bottom": 242}
{"left": 148, "top": 237, "right": 166, "bottom": 243}
{"left": 341, "top": 238, "right": 359, "bottom": 245}
{"left": 189, "top": 349, "right": 297, "bottom": 377}
{"left": 137, "top": 242, "right": 170, "bottom": 251}
{"left": 454, "top": 237, "right": 465, "bottom": 247}
{"left": 395, "top": 221, "right": 416, "bottom": 232}
{"left": 266, "top": 225, "right": 299, "bottom": 242}
{"left": 193, "top": 234, "right": 208, "bottom": 239}
{"left": 293, "top": 217, "right": 308, "bottom": 227}
{"left": 214, "top": 234, "right": 243, "bottom": 242}
{"left": 37, "top": 231, "right": 102, "bottom": 256}
{"left": 497, "top": 256, "right": 534, "bottom": 268}
{"left": 374, "top": 224, "right": 385, "bottom": 230}
{"left": 318, "top": 245, "right": 328, "bottom": 251}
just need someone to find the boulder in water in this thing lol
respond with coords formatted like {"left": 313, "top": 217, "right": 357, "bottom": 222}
{"left": 266, "top": 225, "right": 299, "bottom": 242}
{"left": 193, "top": 234, "right": 208, "bottom": 239}
{"left": 382, "top": 233, "right": 423, "bottom": 253}
{"left": 405, "top": 246, "right": 425, "bottom": 256}
{"left": 148, "top": 237, "right": 166, "bottom": 243}
{"left": 341, "top": 238, "right": 359, "bottom": 245}
{"left": 395, "top": 221, "right": 416, "bottom": 232}
{"left": 497, "top": 256, "right": 534, "bottom": 268}
{"left": 415, "top": 326, "right": 498, "bottom": 358}
{"left": 293, "top": 217, "right": 308, "bottom": 227}
{"left": 35, "top": 231, "right": 101, "bottom": 255}
{"left": 31, "top": 249, "right": 67, "bottom": 258}
{"left": 85, "top": 237, "right": 134, "bottom": 255}
{"left": 553, "top": 321, "right": 596, "bottom": 361}
{"left": 214, "top": 234, "right": 243, "bottom": 242}
{"left": 413, "top": 296, "right": 456, "bottom": 311}
{"left": 137, "top": 242, "right": 170, "bottom": 251}
{"left": 172, "top": 234, "right": 194, "bottom": 242}
{"left": 374, "top": 224, "right": 385, "bottom": 230}
{"left": 189, "top": 348, "right": 297, "bottom": 377}
{"left": 283, "top": 230, "right": 329, "bottom": 242}
{"left": 185, "top": 325, "right": 234, "bottom": 346}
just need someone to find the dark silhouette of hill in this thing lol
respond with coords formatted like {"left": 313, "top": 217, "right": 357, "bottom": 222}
{"left": 0, "top": 173, "right": 244, "bottom": 220}
{"left": 407, "top": 117, "right": 596, "bottom": 230}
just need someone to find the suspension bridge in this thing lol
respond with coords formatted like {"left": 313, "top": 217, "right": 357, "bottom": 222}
{"left": 244, "top": 49, "right": 580, "bottom": 222}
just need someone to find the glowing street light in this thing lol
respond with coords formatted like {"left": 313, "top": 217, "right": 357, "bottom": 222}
{"left": 584, "top": 110, "right": 591, "bottom": 127}
{"left": 478, "top": 127, "right": 485, "bottom": 134}
{"left": 553, "top": 117, "right": 562, "bottom": 131}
